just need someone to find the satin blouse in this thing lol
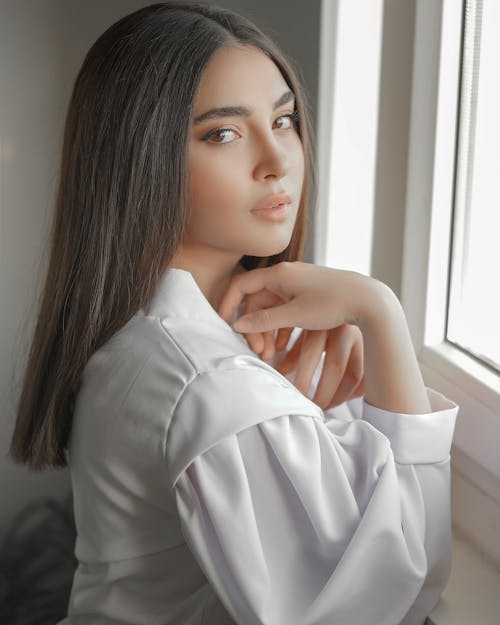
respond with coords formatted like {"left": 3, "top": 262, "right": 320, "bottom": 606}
{"left": 57, "top": 267, "right": 458, "bottom": 625}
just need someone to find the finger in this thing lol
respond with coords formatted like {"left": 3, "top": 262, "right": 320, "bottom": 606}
{"left": 275, "top": 330, "right": 305, "bottom": 374}
{"left": 294, "top": 330, "right": 327, "bottom": 396}
{"left": 311, "top": 325, "right": 354, "bottom": 409}
{"left": 325, "top": 332, "right": 364, "bottom": 409}
{"left": 325, "top": 369, "right": 363, "bottom": 409}
{"left": 275, "top": 327, "right": 294, "bottom": 352}
{"left": 348, "top": 372, "right": 365, "bottom": 399}
{"left": 242, "top": 294, "right": 267, "bottom": 355}
{"left": 260, "top": 330, "right": 277, "bottom": 362}
{"left": 243, "top": 289, "right": 284, "bottom": 356}
{"left": 217, "top": 264, "right": 290, "bottom": 325}
{"left": 275, "top": 329, "right": 305, "bottom": 370}
{"left": 243, "top": 330, "right": 265, "bottom": 355}
{"left": 233, "top": 299, "right": 299, "bottom": 334}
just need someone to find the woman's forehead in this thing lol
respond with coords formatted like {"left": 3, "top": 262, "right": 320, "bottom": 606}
{"left": 194, "top": 45, "right": 290, "bottom": 111}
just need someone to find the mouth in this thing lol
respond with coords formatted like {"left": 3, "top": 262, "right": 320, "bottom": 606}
{"left": 250, "top": 191, "right": 292, "bottom": 222}
{"left": 250, "top": 203, "right": 289, "bottom": 222}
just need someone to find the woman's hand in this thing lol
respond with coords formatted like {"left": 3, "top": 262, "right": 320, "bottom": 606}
{"left": 237, "top": 291, "right": 365, "bottom": 408}
{"left": 275, "top": 325, "right": 365, "bottom": 410}
{"left": 226, "top": 264, "right": 366, "bottom": 409}
{"left": 236, "top": 287, "right": 285, "bottom": 360}
{"left": 219, "top": 260, "right": 431, "bottom": 414}
{"left": 219, "top": 261, "right": 376, "bottom": 333}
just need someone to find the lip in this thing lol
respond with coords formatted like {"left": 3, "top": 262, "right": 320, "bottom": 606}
{"left": 250, "top": 192, "right": 292, "bottom": 223}
{"left": 252, "top": 192, "right": 292, "bottom": 213}
{"left": 251, "top": 204, "right": 289, "bottom": 222}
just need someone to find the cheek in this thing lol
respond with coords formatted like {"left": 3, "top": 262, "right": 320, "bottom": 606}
{"left": 188, "top": 150, "right": 247, "bottom": 220}
{"left": 291, "top": 136, "right": 306, "bottom": 182}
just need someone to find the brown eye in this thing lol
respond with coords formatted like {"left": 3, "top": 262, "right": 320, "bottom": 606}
{"left": 202, "top": 128, "right": 239, "bottom": 144}
{"left": 274, "top": 111, "right": 300, "bottom": 130}
{"left": 274, "top": 115, "right": 293, "bottom": 129}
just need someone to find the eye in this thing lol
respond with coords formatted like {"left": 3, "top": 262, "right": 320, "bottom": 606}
{"left": 274, "top": 111, "right": 300, "bottom": 130}
{"left": 200, "top": 110, "right": 301, "bottom": 145}
{"left": 201, "top": 127, "right": 240, "bottom": 145}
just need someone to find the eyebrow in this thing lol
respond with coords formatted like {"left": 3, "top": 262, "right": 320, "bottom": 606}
{"left": 193, "top": 90, "right": 295, "bottom": 125}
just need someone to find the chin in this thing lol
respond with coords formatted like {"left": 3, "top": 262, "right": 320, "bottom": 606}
{"left": 242, "top": 236, "right": 292, "bottom": 258}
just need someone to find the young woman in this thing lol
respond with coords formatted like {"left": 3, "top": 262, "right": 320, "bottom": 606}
{"left": 10, "top": 3, "right": 458, "bottom": 624}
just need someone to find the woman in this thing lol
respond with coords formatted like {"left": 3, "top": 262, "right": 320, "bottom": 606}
{"left": 10, "top": 3, "right": 458, "bottom": 624}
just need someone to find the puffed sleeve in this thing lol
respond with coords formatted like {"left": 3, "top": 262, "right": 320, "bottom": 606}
{"left": 167, "top": 361, "right": 458, "bottom": 625}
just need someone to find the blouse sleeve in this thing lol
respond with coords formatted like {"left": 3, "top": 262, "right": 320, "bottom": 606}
{"left": 167, "top": 364, "right": 458, "bottom": 625}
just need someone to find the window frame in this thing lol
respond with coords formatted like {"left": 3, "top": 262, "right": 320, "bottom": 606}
{"left": 401, "top": 0, "right": 500, "bottom": 562}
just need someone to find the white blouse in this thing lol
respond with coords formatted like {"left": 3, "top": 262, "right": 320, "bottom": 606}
{"left": 58, "top": 267, "right": 458, "bottom": 625}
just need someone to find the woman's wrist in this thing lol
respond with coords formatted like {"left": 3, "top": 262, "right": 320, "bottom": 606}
{"left": 353, "top": 279, "right": 432, "bottom": 414}
{"left": 350, "top": 275, "right": 397, "bottom": 329}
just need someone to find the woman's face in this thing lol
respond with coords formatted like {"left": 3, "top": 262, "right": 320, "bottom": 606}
{"left": 186, "top": 45, "right": 305, "bottom": 260}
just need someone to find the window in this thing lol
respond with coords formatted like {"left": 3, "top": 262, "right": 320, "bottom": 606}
{"left": 315, "top": 0, "right": 500, "bottom": 565}
{"left": 401, "top": 0, "right": 500, "bottom": 563}
{"left": 447, "top": 0, "right": 500, "bottom": 374}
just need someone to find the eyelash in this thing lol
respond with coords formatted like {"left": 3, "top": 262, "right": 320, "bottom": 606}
{"left": 201, "top": 110, "right": 301, "bottom": 145}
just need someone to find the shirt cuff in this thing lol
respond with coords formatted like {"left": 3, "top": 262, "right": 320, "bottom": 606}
{"left": 361, "top": 387, "right": 458, "bottom": 465}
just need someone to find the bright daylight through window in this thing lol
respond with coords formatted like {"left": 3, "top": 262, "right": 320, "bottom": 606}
{"left": 447, "top": 0, "right": 500, "bottom": 373}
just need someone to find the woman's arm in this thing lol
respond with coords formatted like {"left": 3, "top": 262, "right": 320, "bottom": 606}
{"left": 170, "top": 365, "right": 458, "bottom": 625}
{"left": 356, "top": 280, "right": 431, "bottom": 414}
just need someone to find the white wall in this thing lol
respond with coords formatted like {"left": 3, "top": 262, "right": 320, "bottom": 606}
{"left": 0, "top": 0, "right": 320, "bottom": 539}
{"left": 0, "top": 0, "right": 71, "bottom": 540}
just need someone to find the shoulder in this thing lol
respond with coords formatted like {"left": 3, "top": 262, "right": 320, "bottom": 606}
{"left": 81, "top": 314, "right": 197, "bottom": 397}
{"left": 167, "top": 357, "right": 325, "bottom": 488}
{"left": 73, "top": 315, "right": 196, "bottom": 448}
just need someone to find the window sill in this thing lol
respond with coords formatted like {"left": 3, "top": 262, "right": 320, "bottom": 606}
{"left": 428, "top": 530, "right": 500, "bottom": 625}
{"left": 419, "top": 345, "right": 500, "bottom": 483}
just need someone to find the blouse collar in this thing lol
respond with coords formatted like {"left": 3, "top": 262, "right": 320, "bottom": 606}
{"left": 141, "top": 267, "right": 243, "bottom": 332}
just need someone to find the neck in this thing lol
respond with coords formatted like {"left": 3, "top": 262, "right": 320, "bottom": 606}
{"left": 164, "top": 244, "right": 245, "bottom": 311}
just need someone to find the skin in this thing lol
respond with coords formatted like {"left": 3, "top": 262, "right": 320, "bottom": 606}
{"left": 166, "top": 44, "right": 304, "bottom": 311}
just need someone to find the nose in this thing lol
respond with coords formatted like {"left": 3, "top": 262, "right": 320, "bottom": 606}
{"left": 253, "top": 132, "right": 289, "bottom": 181}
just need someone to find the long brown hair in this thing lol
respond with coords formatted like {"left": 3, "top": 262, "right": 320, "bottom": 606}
{"left": 10, "top": 1, "right": 317, "bottom": 470}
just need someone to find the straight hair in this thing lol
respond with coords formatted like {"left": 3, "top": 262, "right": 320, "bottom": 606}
{"left": 10, "top": 1, "right": 317, "bottom": 470}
